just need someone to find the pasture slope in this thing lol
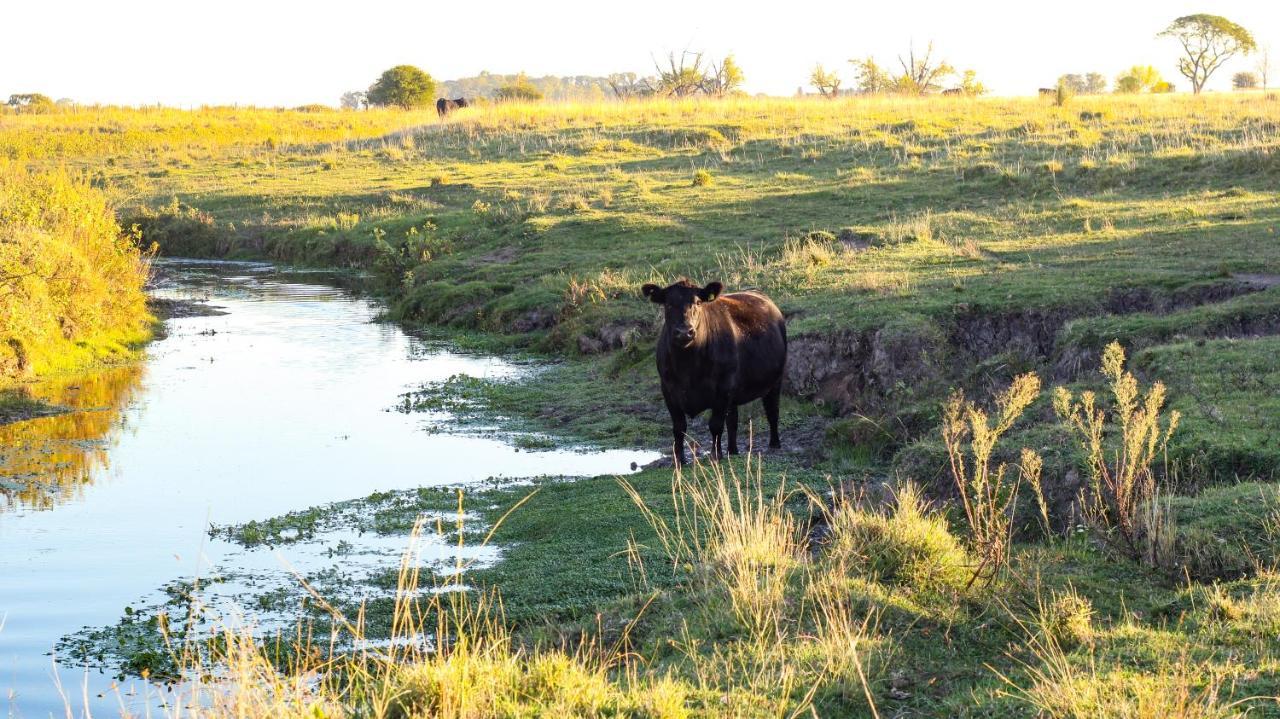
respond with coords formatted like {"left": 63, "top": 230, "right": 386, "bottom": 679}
{"left": 11, "top": 95, "right": 1280, "bottom": 716}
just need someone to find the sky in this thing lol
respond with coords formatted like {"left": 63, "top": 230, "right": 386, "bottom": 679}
{"left": 2, "top": 0, "right": 1276, "bottom": 106}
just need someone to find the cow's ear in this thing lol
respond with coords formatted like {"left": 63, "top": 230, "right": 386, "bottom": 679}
{"left": 699, "top": 281, "right": 723, "bottom": 302}
{"left": 641, "top": 283, "right": 665, "bottom": 303}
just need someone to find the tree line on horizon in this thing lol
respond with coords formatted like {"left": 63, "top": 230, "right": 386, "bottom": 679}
{"left": 339, "top": 51, "right": 748, "bottom": 110}
{"left": 335, "top": 13, "right": 1266, "bottom": 111}
{"left": 2, "top": 13, "right": 1269, "bottom": 113}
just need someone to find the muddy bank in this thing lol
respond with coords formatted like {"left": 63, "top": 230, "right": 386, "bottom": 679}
{"left": 785, "top": 277, "right": 1277, "bottom": 417}
{"left": 147, "top": 297, "right": 229, "bottom": 320}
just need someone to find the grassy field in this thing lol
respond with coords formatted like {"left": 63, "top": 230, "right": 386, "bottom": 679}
{"left": 11, "top": 94, "right": 1280, "bottom": 716}
{"left": 11, "top": 95, "right": 1280, "bottom": 475}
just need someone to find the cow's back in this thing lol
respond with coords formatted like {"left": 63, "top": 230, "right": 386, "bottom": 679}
{"left": 708, "top": 291, "right": 787, "bottom": 401}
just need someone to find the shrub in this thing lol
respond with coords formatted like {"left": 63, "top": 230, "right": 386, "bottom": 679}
{"left": 1232, "top": 72, "right": 1260, "bottom": 90}
{"left": 6, "top": 93, "right": 55, "bottom": 114}
{"left": 691, "top": 168, "right": 713, "bottom": 187}
{"left": 825, "top": 483, "right": 972, "bottom": 596}
{"left": 1054, "top": 82, "right": 1073, "bottom": 107}
{"left": 1115, "top": 65, "right": 1166, "bottom": 94}
{"left": 0, "top": 165, "right": 151, "bottom": 379}
{"left": 494, "top": 77, "right": 544, "bottom": 102}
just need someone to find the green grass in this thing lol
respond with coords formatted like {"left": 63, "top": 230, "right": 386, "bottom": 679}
{"left": 189, "top": 456, "right": 1280, "bottom": 717}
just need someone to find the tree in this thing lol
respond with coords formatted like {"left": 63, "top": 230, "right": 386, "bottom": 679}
{"left": 1158, "top": 14, "right": 1256, "bottom": 94}
{"left": 1232, "top": 71, "right": 1260, "bottom": 90}
{"left": 1059, "top": 74, "right": 1087, "bottom": 94}
{"left": 703, "top": 55, "right": 745, "bottom": 97}
{"left": 1059, "top": 72, "right": 1107, "bottom": 94}
{"left": 809, "top": 64, "right": 842, "bottom": 98}
{"left": 1115, "top": 65, "right": 1165, "bottom": 94}
{"left": 958, "top": 69, "right": 987, "bottom": 96}
{"left": 895, "top": 41, "right": 955, "bottom": 95}
{"left": 1114, "top": 76, "right": 1141, "bottom": 93}
{"left": 366, "top": 65, "right": 436, "bottom": 109}
{"left": 849, "top": 56, "right": 891, "bottom": 94}
{"left": 495, "top": 74, "right": 544, "bottom": 101}
{"left": 439, "top": 73, "right": 613, "bottom": 101}
{"left": 1257, "top": 47, "right": 1272, "bottom": 90}
{"left": 607, "top": 72, "right": 656, "bottom": 99}
{"left": 340, "top": 91, "right": 367, "bottom": 110}
{"left": 6, "top": 93, "right": 54, "bottom": 113}
{"left": 653, "top": 51, "right": 708, "bottom": 97}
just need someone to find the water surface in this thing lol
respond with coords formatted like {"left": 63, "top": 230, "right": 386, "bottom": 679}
{"left": 0, "top": 260, "right": 655, "bottom": 717}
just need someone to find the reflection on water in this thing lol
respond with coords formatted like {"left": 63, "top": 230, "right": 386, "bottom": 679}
{"left": 0, "top": 366, "right": 144, "bottom": 511}
{"left": 0, "top": 260, "right": 657, "bottom": 718}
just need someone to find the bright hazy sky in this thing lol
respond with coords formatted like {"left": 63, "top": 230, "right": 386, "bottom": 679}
{"left": 3, "top": 1, "right": 1275, "bottom": 106}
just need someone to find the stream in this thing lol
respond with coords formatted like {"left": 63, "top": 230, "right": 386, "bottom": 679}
{"left": 0, "top": 260, "right": 656, "bottom": 718}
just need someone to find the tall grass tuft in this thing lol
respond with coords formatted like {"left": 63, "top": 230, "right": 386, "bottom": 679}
{"left": 1001, "top": 639, "right": 1246, "bottom": 719}
{"left": 622, "top": 453, "right": 892, "bottom": 715}
{"left": 623, "top": 451, "right": 801, "bottom": 640}
{"left": 1054, "top": 342, "right": 1181, "bottom": 564}
{"left": 942, "top": 373, "right": 1041, "bottom": 583}
{"left": 822, "top": 482, "right": 972, "bottom": 597}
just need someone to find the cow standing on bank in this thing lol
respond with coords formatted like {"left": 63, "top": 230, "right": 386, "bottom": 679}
{"left": 641, "top": 279, "right": 787, "bottom": 465}
{"left": 436, "top": 97, "right": 468, "bottom": 118}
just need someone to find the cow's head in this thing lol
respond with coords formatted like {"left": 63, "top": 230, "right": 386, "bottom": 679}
{"left": 641, "top": 279, "right": 722, "bottom": 347}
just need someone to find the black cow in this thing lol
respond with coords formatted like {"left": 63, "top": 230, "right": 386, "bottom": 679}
{"left": 436, "top": 97, "right": 469, "bottom": 118}
{"left": 641, "top": 279, "right": 787, "bottom": 464}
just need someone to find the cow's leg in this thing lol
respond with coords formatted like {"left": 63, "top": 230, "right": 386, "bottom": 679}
{"left": 708, "top": 401, "right": 728, "bottom": 461}
{"left": 727, "top": 403, "right": 740, "bottom": 455}
{"left": 763, "top": 382, "right": 782, "bottom": 450}
{"left": 663, "top": 392, "right": 689, "bottom": 466}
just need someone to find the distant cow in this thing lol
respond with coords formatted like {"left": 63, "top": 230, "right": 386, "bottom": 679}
{"left": 641, "top": 280, "right": 787, "bottom": 464}
{"left": 436, "top": 97, "right": 469, "bottom": 118}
